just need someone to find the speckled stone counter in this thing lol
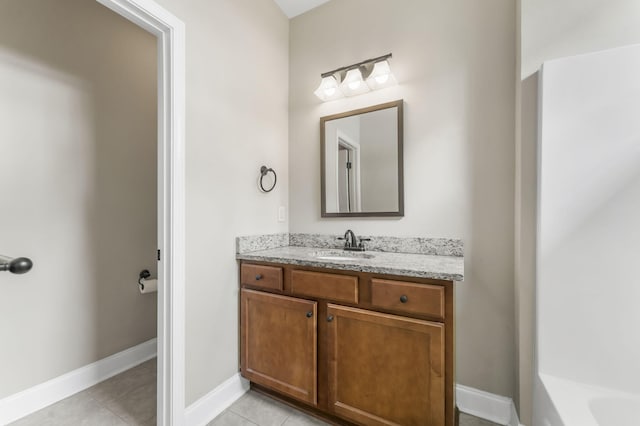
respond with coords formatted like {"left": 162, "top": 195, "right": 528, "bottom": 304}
{"left": 236, "top": 234, "right": 464, "bottom": 282}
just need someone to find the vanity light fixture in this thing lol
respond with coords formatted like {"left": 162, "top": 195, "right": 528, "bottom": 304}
{"left": 314, "top": 53, "right": 396, "bottom": 102}
{"left": 313, "top": 75, "right": 343, "bottom": 101}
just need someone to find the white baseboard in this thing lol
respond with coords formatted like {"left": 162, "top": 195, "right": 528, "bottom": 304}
{"left": 183, "top": 379, "right": 521, "bottom": 426}
{"left": 456, "top": 384, "right": 522, "bottom": 426}
{"left": 0, "top": 338, "right": 157, "bottom": 425}
{"left": 185, "top": 373, "right": 249, "bottom": 426}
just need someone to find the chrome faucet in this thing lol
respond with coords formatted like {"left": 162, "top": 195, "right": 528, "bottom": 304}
{"left": 338, "top": 230, "right": 370, "bottom": 251}
{"left": 344, "top": 229, "right": 357, "bottom": 249}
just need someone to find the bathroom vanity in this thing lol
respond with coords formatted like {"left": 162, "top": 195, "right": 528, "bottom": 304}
{"left": 236, "top": 236, "right": 464, "bottom": 426}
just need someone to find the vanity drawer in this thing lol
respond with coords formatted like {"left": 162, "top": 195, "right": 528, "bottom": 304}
{"left": 371, "top": 279, "right": 444, "bottom": 319}
{"left": 241, "top": 264, "right": 283, "bottom": 291}
{"left": 291, "top": 270, "right": 358, "bottom": 303}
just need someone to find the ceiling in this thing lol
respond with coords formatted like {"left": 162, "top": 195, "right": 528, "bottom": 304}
{"left": 273, "top": 0, "right": 331, "bottom": 18}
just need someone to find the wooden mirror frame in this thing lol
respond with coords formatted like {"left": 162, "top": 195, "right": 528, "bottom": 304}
{"left": 320, "top": 99, "right": 404, "bottom": 218}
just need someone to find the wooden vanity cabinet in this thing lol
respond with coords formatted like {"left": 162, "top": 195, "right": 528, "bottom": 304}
{"left": 239, "top": 262, "right": 456, "bottom": 426}
{"left": 241, "top": 289, "right": 317, "bottom": 405}
{"left": 327, "top": 304, "right": 445, "bottom": 426}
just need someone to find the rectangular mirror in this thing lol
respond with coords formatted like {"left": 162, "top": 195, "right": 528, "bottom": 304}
{"left": 321, "top": 100, "right": 404, "bottom": 217}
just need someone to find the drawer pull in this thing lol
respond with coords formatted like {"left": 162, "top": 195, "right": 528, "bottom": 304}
{"left": 255, "top": 274, "right": 263, "bottom": 281}
{"left": 400, "top": 295, "right": 408, "bottom": 303}
{"left": 327, "top": 315, "right": 334, "bottom": 322}
{"left": 306, "top": 311, "right": 313, "bottom": 318}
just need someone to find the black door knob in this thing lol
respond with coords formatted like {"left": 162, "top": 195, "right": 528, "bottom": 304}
{"left": 400, "top": 295, "right": 408, "bottom": 303}
{"left": 0, "top": 257, "right": 33, "bottom": 274}
{"left": 255, "top": 274, "right": 262, "bottom": 281}
{"left": 306, "top": 311, "right": 313, "bottom": 318}
{"left": 327, "top": 315, "right": 334, "bottom": 322}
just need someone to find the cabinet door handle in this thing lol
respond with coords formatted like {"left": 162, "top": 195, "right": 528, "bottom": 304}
{"left": 400, "top": 295, "right": 408, "bottom": 303}
{"left": 255, "top": 274, "right": 262, "bottom": 281}
{"left": 327, "top": 315, "right": 334, "bottom": 322}
{"left": 306, "top": 311, "right": 313, "bottom": 318}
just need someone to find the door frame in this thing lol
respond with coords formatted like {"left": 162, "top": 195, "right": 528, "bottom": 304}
{"left": 95, "top": 0, "right": 186, "bottom": 424}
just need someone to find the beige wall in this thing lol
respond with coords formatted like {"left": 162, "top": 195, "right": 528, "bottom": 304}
{"left": 150, "top": 0, "right": 290, "bottom": 405}
{"left": 0, "top": 0, "right": 157, "bottom": 398}
{"left": 290, "top": 0, "right": 517, "bottom": 399}
{"left": 360, "top": 109, "right": 398, "bottom": 212}
{"left": 516, "top": 1, "right": 640, "bottom": 423}
{"left": 1, "top": 0, "right": 291, "bottom": 407}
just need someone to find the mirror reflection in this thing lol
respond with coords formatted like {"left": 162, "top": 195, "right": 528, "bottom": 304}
{"left": 321, "top": 100, "right": 404, "bottom": 217}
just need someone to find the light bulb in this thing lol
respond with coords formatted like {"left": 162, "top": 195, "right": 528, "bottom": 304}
{"left": 340, "top": 68, "right": 369, "bottom": 96}
{"left": 375, "top": 74, "right": 389, "bottom": 84}
{"left": 314, "top": 75, "right": 343, "bottom": 101}
{"left": 366, "top": 59, "right": 396, "bottom": 90}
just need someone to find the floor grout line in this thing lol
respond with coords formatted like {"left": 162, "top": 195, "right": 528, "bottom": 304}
{"left": 279, "top": 414, "right": 290, "bottom": 426}
{"left": 97, "top": 396, "right": 131, "bottom": 425}
{"left": 226, "top": 409, "right": 260, "bottom": 426}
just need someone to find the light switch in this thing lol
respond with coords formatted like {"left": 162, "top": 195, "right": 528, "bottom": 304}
{"left": 278, "top": 206, "right": 286, "bottom": 222}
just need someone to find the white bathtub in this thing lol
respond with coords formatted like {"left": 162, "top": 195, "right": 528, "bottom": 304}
{"left": 536, "top": 374, "right": 640, "bottom": 426}
{"left": 535, "top": 44, "right": 640, "bottom": 426}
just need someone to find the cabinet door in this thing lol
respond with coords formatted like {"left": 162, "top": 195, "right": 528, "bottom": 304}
{"left": 326, "top": 304, "right": 444, "bottom": 426}
{"left": 241, "top": 289, "right": 317, "bottom": 405}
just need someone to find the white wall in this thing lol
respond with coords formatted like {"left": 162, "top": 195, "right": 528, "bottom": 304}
{"left": 0, "top": 0, "right": 157, "bottom": 398}
{"left": 290, "top": 0, "right": 516, "bottom": 399}
{"left": 149, "top": 0, "right": 290, "bottom": 405}
{"left": 537, "top": 43, "right": 640, "bottom": 393}
{"left": 521, "top": 0, "right": 640, "bottom": 79}
{"left": 517, "top": 1, "right": 640, "bottom": 423}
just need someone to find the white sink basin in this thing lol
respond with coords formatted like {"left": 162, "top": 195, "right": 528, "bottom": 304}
{"left": 310, "top": 250, "right": 375, "bottom": 261}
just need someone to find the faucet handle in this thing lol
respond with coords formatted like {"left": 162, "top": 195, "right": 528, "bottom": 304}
{"left": 358, "top": 238, "right": 371, "bottom": 251}
{"left": 337, "top": 236, "right": 348, "bottom": 248}
{"left": 357, "top": 238, "right": 371, "bottom": 250}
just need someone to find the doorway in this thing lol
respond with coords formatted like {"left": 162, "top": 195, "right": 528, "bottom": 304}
{"left": 336, "top": 133, "right": 361, "bottom": 213}
{"left": 0, "top": 0, "right": 185, "bottom": 424}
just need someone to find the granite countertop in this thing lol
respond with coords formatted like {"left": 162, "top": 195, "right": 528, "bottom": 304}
{"left": 236, "top": 245, "right": 464, "bottom": 282}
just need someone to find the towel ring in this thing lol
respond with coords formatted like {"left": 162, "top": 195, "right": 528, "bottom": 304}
{"left": 259, "top": 166, "right": 277, "bottom": 193}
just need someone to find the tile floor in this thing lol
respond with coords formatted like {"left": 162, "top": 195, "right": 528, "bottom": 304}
{"left": 209, "top": 390, "right": 500, "bottom": 426}
{"left": 9, "top": 358, "right": 157, "bottom": 426}
{"left": 10, "top": 360, "right": 499, "bottom": 426}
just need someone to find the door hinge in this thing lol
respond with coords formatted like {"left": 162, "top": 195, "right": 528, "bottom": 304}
{"left": 157, "top": 249, "right": 161, "bottom": 261}
{"left": 346, "top": 161, "right": 352, "bottom": 169}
